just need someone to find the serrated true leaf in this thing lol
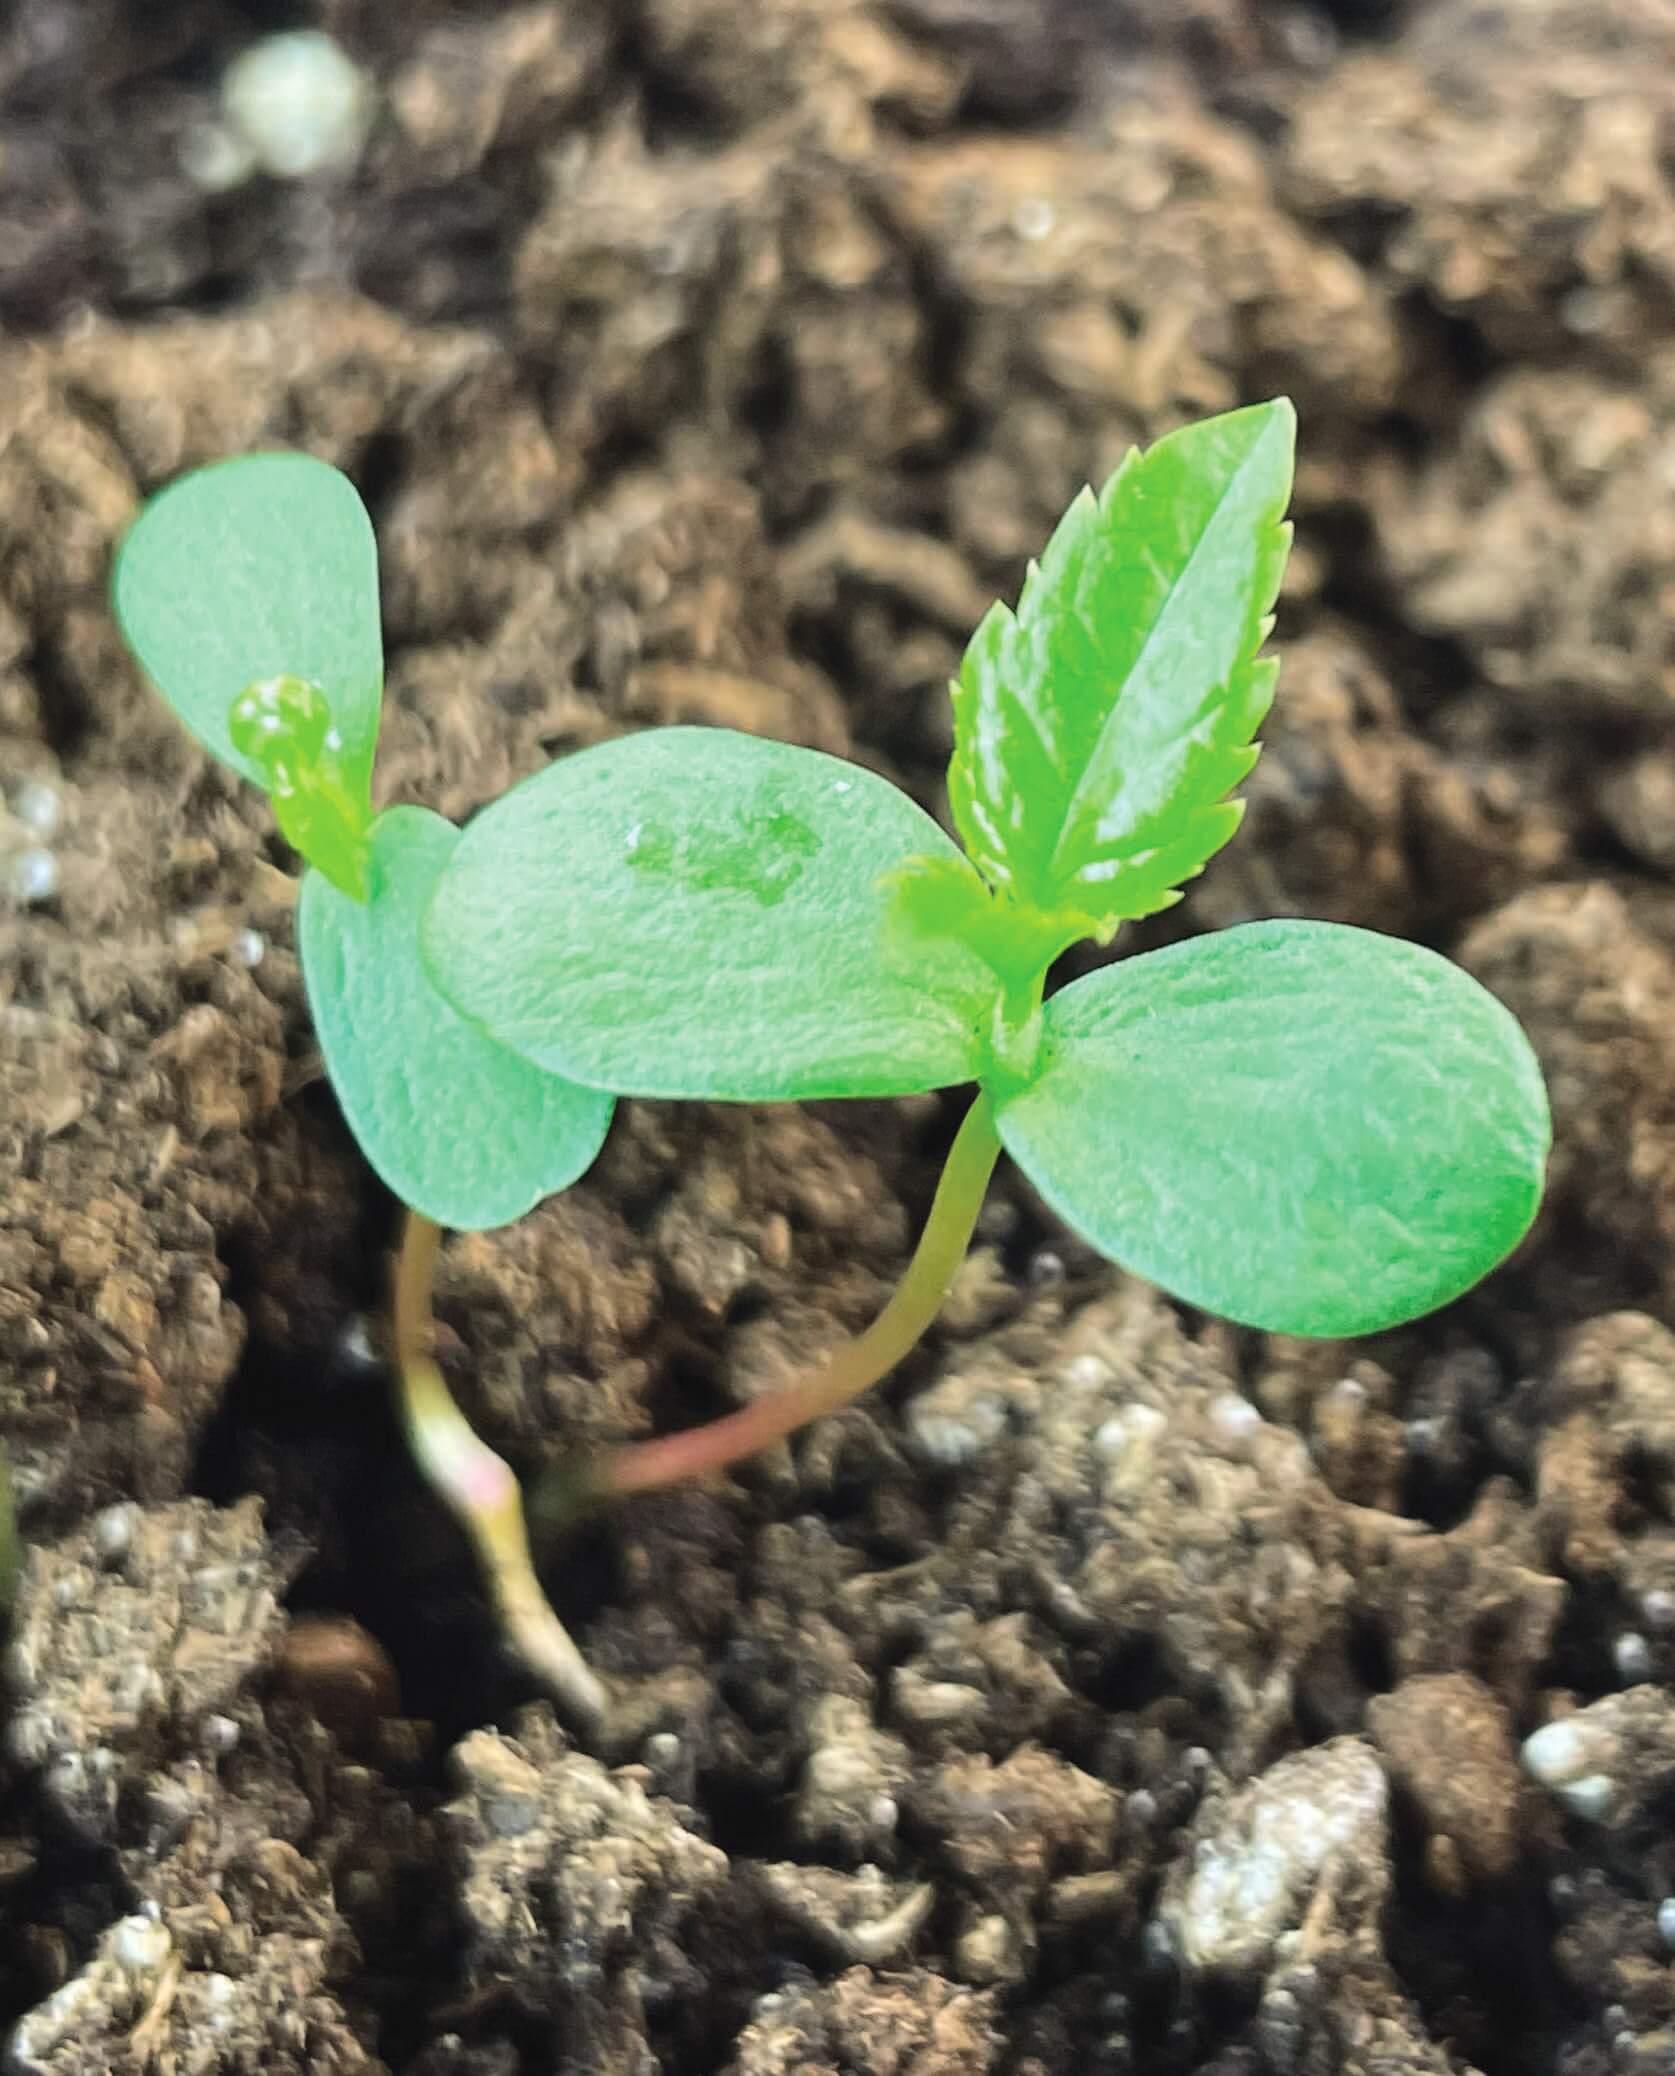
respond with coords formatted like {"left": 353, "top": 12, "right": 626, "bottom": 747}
{"left": 113, "top": 453, "right": 382, "bottom": 802}
{"left": 949, "top": 400, "right": 1294, "bottom": 932}
{"left": 422, "top": 727, "right": 1002, "bottom": 1101}
{"left": 995, "top": 921, "right": 1549, "bottom": 1336}
{"left": 299, "top": 807, "right": 613, "bottom": 1230}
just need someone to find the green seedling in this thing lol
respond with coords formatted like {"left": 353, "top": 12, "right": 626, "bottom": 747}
{"left": 114, "top": 454, "right": 614, "bottom": 1723}
{"left": 418, "top": 398, "right": 1549, "bottom": 1507}
{"left": 113, "top": 403, "right": 1550, "bottom": 1730}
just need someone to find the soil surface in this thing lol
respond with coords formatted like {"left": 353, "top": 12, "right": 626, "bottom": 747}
{"left": 4, "top": 2, "right": 1675, "bottom": 2071}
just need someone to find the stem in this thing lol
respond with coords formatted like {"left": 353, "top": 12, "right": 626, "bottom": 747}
{"left": 597, "top": 1089, "right": 1004, "bottom": 1500}
{"left": 390, "top": 1211, "right": 606, "bottom": 1729}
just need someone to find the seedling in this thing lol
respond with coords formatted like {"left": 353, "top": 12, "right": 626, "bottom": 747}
{"left": 418, "top": 399, "right": 1549, "bottom": 1508}
{"left": 112, "top": 403, "right": 1550, "bottom": 1729}
{"left": 114, "top": 456, "right": 614, "bottom": 1722}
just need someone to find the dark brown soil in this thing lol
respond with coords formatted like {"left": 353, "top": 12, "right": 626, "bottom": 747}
{"left": 4, "top": 2, "right": 1675, "bottom": 2071}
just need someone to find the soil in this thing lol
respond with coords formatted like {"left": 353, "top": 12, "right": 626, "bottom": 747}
{"left": 3, "top": 1, "right": 1675, "bottom": 2070}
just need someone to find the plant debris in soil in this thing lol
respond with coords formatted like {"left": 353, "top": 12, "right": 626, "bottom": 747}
{"left": 5, "top": 1, "right": 1675, "bottom": 2071}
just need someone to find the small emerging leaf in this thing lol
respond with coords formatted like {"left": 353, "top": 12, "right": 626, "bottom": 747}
{"left": 422, "top": 728, "right": 1002, "bottom": 1101}
{"left": 884, "top": 851, "right": 1104, "bottom": 996}
{"left": 994, "top": 921, "right": 1549, "bottom": 1336}
{"left": 229, "top": 674, "right": 373, "bottom": 899}
{"left": 949, "top": 400, "right": 1294, "bottom": 934}
{"left": 885, "top": 853, "right": 1108, "bottom": 993}
{"left": 300, "top": 807, "right": 613, "bottom": 1230}
{"left": 113, "top": 451, "right": 383, "bottom": 807}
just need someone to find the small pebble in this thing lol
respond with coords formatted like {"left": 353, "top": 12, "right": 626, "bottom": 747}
{"left": 112, "top": 1914, "right": 171, "bottom": 1975}
{"left": 202, "top": 1971, "right": 239, "bottom": 2013}
{"left": 1094, "top": 1404, "right": 1167, "bottom": 1458}
{"left": 222, "top": 31, "right": 375, "bottom": 179}
{"left": 1209, "top": 1391, "right": 1262, "bottom": 1440}
{"left": 1615, "top": 1632, "right": 1653, "bottom": 1683}
{"left": 179, "top": 119, "right": 258, "bottom": 192}
{"left": 1561, "top": 1774, "right": 1616, "bottom": 1822}
{"left": 911, "top": 1392, "right": 1006, "bottom": 1467}
{"left": 1523, "top": 1718, "right": 1589, "bottom": 1788}
{"left": 338, "top": 1316, "right": 379, "bottom": 1369}
{"left": 10, "top": 848, "right": 59, "bottom": 904}
{"left": 1140, "top": 1916, "right": 1178, "bottom": 1977}
{"left": 1641, "top": 1589, "right": 1675, "bottom": 1633}
{"left": 1523, "top": 1724, "right": 1622, "bottom": 1821}
{"left": 1658, "top": 1897, "right": 1675, "bottom": 1950}
{"left": 12, "top": 780, "right": 61, "bottom": 839}
{"left": 1124, "top": 1789, "right": 1158, "bottom": 1838}
{"left": 91, "top": 1503, "right": 137, "bottom": 1568}
{"left": 232, "top": 927, "right": 265, "bottom": 968}
{"left": 204, "top": 1714, "right": 241, "bottom": 1755}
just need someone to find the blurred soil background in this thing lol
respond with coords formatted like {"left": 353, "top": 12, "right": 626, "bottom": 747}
{"left": 4, "top": 1, "right": 1675, "bottom": 2070}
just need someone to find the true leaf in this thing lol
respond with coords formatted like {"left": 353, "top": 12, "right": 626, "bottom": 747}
{"left": 113, "top": 452, "right": 382, "bottom": 803}
{"left": 228, "top": 673, "right": 376, "bottom": 899}
{"left": 422, "top": 727, "right": 1002, "bottom": 1101}
{"left": 994, "top": 920, "right": 1549, "bottom": 1336}
{"left": 948, "top": 400, "right": 1294, "bottom": 934}
{"left": 299, "top": 806, "right": 613, "bottom": 1230}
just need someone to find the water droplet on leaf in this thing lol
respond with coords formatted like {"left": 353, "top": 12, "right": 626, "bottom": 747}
{"left": 229, "top": 674, "right": 331, "bottom": 779}
{"left": 620, "top": 796, "right": 818, "bottom": 907}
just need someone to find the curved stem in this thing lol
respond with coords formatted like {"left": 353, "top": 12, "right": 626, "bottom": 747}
{"left": 597, "top": 1089, "right": 1004, "bottom": 1500}
{"left": 391, "top": 1211, "right": 606, "bottom": 1729}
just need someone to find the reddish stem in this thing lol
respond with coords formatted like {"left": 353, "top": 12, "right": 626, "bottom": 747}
{"left": 597, "top": 1089, "right": 1003, "bottom": 1499}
